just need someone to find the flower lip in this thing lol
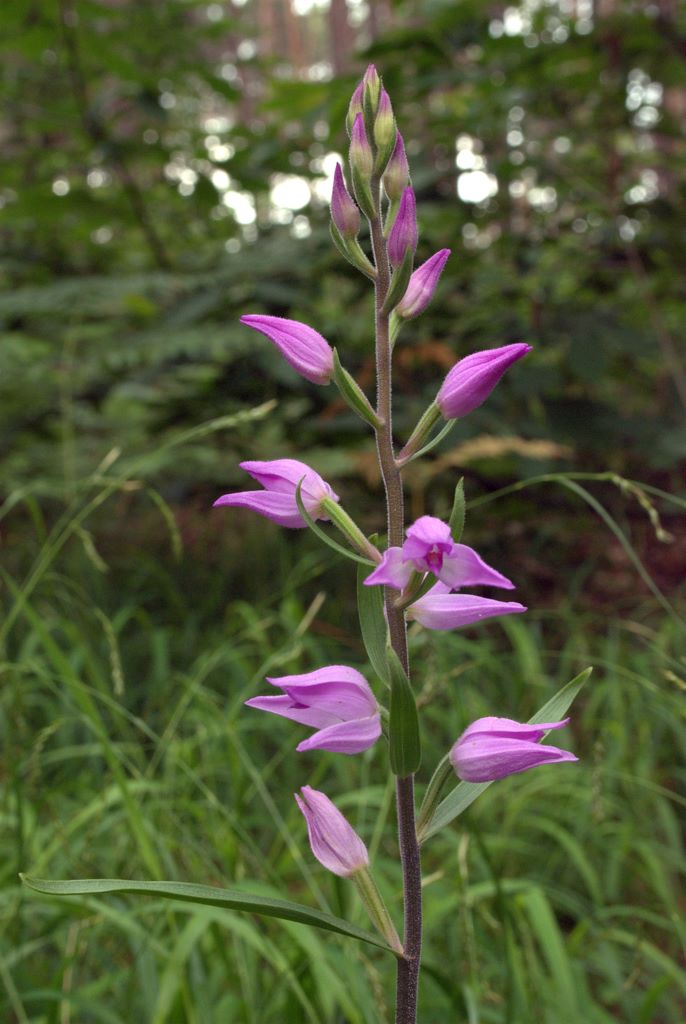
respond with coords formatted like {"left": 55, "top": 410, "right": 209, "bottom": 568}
{"left": 407, "top": 584, "right": 526, "bottom": 631}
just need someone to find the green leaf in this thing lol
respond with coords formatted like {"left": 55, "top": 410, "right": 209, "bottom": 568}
{"left": 329, "top": 223, "right": 376, "bottom": 280}
{"left": 295, "top": 481, "right": 374, "bottom": 567}
{"left": 387, "top": 648, "right": 421, "bottom": 776}
{"left": 332, "top": 349, "right": 380, "bottom": 429}
{"left": 356, "top": 559, "right": 390, "bottom": 684}
{"left": 417, "top": 668, "right": 592, "bottom": 842}
{"left": 381, "top": 247, "right": 414, "bottom": 315}
{"left": 20, "top": 876, "right": 398, "bottom": 955}
{"left": 449, "top": 478, "right": 466, "bottom": 543}
{"left": 399, "top": 419, "right": 456, "bottom": 465}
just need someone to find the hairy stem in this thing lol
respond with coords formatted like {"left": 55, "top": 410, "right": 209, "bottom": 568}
{"left": 370, "top": 181, "right": 422, "bottom": 1024}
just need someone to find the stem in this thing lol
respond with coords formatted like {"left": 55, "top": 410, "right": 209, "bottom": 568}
{"left": 369, "top": 179, "right": 422, "bottom": 1024}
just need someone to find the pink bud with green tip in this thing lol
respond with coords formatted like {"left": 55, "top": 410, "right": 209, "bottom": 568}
{"left": 406, "top": 582, "right": 526, "bottom": 631}
{"left": 330, "top": 163, "right": 360, "bottom": 238}
{"left": 350, "top": 112, "right": 373, "bottom": 179}
{"left": 383, "top": 132, "right": 410, "bottom": 201}
{"left": 387, "top": 187, "right": 417, "bottom": 268}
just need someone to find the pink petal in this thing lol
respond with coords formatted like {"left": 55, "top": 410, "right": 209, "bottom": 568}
{"left": 402, "top": 515, "right": 454, "bottom": 564}
{"left": 212, "top": 490, "right": 305, "bottom": 529}
{"left": 407, "top": 592, "right": 526, "bottom": 630}
{"left": 364, "top": 547, "right": 414, "bottom": 589}
{"left": 438, "top": 544, "right": 515, "bottom": 590}
{"left": 452, "top": 736, "right": 578, "bottom": 782}
{"left": 240, "top": 315, "right": 334, "bottom": 385}
{"left": 245, "top": 694, "right": 337, "bottom": 729}
{"left": 459, "top": 716, "right": 570, "bottom": 744}
{"left": 296, "top": 714, "right": 382, "bottom": 755}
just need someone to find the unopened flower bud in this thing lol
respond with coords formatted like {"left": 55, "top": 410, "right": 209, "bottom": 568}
{"left": 387, "top": 186, "right": 417, "bottom": 268}
{"left": 436, "top": 343, "right": 532, "bottom": 419}
{"left": 350, "top": 112, "right": 373, "bottom": 179}
{"left": 373, "top": 88, "right": 397, "bottom": 173}
{"left": 382, "top": 133, "right": 410, "bottom": 201}
{"left": 346, "top": 81, "right": 364, "bottom": 137}
{"left": 396, "top": 249, "right": 451, "bottom": 319}
{"left": 240, "top": 314, "right": 335, "bottom": 385}
{"left": 295, "top": 786, "right": 369, "bottom": 877}
{"left": 330, "top": 164, "right": 360, "bottom": 238}
{"left": 362, "top": 63, "right": 381, "bottom": 117}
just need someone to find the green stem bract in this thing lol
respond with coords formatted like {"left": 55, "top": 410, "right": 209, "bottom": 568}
{"left": 415, "top": 755, "right": 453, "bottom": 841}
{"left": 353, "top": 867, "right": 404, "bottom": 956}
{"left": 320, "top": 497, "right": 381, "bottom": 563}
{"left": 332, "top": 349, "right": 383, "bottom": 430}
{"left": 399, "top": 402, "right": 442, "bottom": 461}
{"left": 329, "top": 222, "right": 377, "bottom": 279}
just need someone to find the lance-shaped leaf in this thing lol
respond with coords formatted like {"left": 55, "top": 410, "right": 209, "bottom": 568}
{"left": 332, "top": 349, "right": 382, "bottom": 430}
{"left": 20, "top": 876, "right": 399, "bottom": 955}
{"left": 449, "top": 478, "right": 466, "bottom": 544}
{"left": 387, "top": 648, "right": 421, "bottom": 776}
{"left": 417, "top": 668, "right": 592, "bottom": 842}
{"left": 357, "top": 558, "right": 390, "bottom": 684}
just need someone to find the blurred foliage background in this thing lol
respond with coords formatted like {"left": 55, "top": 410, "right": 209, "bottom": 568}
{"left": 1, "top": 0, "right": 685, "bottom": 1021}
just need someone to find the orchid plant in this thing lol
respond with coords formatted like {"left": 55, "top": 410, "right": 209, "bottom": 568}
{"left": 22, "top": 64, "right": 590, "bottom": 1024}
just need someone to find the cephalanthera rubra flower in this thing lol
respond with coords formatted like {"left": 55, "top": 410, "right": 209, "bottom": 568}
{"left": 330, "top": 163, "right": 361, "bottom": 238}
{"left": 295, "top": 786, "right": 369, "bottom": 877}
{"left": 365, "top": 515, "right": 514, "bottom": 592}
{"left": 213, "top": 459, "right": 338, "bottom": 529}
{"left": 240, "top": 314, "right": 334, "bottom": 385}
{"left": 396, "top": 249, "right": 451, "bottom": 320}
{"left": 387, "top": 186, "right": 417, "bottom": 268}
{"left": 383, "top": 132, "right": 409, "bottom": 201}
{"left": 450, "top": 717, "right": 578, "bottom": 782}
{"left": 436, "top": 343, "right": 531, "bottom": 419}
{"left": 246, "top": 666, "right": 380, "bottom": 755}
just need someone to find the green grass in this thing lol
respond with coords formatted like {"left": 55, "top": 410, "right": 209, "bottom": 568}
{"left": 1, "top": 474, "right": 684, "bottom": 1022}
